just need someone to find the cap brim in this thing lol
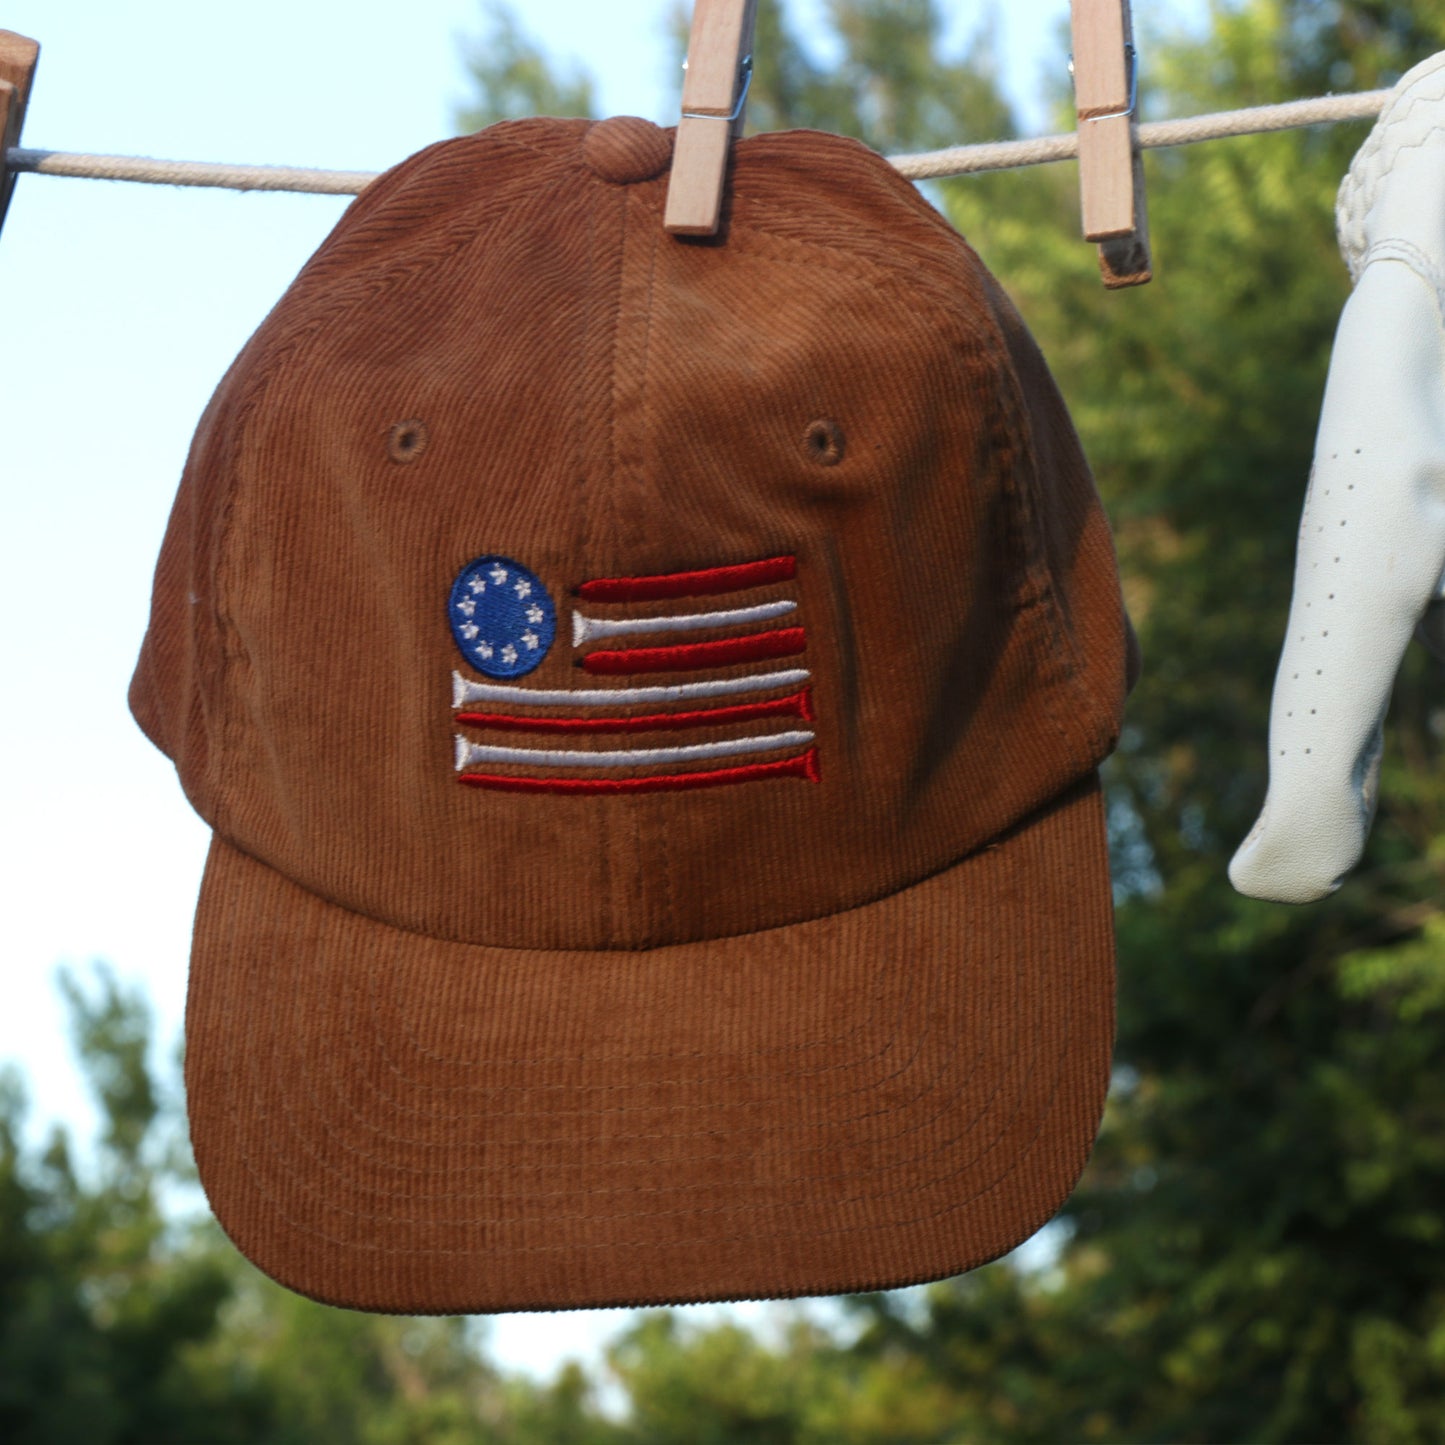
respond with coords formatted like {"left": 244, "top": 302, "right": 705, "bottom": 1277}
{"left": 185, "top": 776, "right": 1114, "bottom": 1314}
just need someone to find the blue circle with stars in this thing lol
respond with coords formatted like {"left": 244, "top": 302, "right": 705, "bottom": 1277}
{"left": 448, "top": 555, "right": 556, "bottom": 678}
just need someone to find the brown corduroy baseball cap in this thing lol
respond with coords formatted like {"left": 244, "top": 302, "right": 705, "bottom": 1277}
{"left": 130, "top": 115, "right": 1136, "bottom": 1314}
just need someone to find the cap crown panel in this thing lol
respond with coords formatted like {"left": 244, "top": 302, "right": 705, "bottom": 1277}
{"left": 137, "top": 126, "right": 1129, "bottom": 951}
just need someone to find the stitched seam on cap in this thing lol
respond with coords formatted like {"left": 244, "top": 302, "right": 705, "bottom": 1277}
{"left": 207, "top": 370, "right": 272, "bottom": 841}
{"left": 630, "top": 190, "right": 680, "bottom": 942}
{"left": 990, "top": 356, "right": 1087, "bottom": 768}
{"left": 981, "top": 283, "right": 1108, "bottom": 771}
{"left": 603, "top": 184, "right": 637, "bottom": 947}
{"left": 978, "top": 329, "right": 1084, "bottom": 774}
{"left": 207, "top": 768, "right": 1090, "bottom": 954}
{"left": 573, "top": 166, "right": 610, "bottom": 944}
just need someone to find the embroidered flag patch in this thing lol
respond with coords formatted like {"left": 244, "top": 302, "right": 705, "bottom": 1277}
{"left": 451, "top": 555, "right": 820, "bottom": 794}
{"left": 448, "top": 556, "right": 557, "bottom": 678}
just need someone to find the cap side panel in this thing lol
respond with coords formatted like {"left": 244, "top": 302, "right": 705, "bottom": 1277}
{"left": 205, "top": 165, "right": 650, "bottom": 949}
{"left": 129, "top": 353, "right": 261, "bottom": 822}
{"left": 730, "top": 131, "right": 1132, "bottom": 759}
{"left": 981, "top": 271, "right": 1134, "bottom": 751}
{"left": 628, "top": 215, "right": 1112, "bottom": 944}
{"left": 131, "top": 127, "right": 587, "bottom": 835}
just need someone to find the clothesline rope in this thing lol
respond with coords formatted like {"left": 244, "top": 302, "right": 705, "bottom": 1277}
{"left": 896, "top": 89, "right": 1392, "bottom": 179}
{"left": 3, "top": 89, "right": 1392, "bottom": 197}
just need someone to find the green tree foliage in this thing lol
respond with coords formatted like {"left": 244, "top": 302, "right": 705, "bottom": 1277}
{"left": 455, "top": 0, "right": 598, "bottom": 130}
{"left": 0, "top": 969, "right": 245, "bottom": 1444}
{"left": 726, "top": 0, "right": 1015, "bottom": 151}
{"left": 454, "top": 0, "right": 1013, "bottom": 147}
{"left": 915, "top": 4, "right": 1445, "bottom": 1439}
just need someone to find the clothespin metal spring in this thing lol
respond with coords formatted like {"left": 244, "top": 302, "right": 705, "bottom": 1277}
{"left": 1085, "top": 44, "right": 1137, "bottom": 123}
{"left": 681, "top": 53, "right": 753, "bottom": 125}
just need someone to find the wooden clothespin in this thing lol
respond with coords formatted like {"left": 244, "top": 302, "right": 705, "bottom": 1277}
{"left": 1071, "top": 0, "right": 1151, "bottom": 288}
{"left": 664, "top": 0, "right": 757, "bottom": 236}
{"left": 0, "top": 30, "right": 39, "bottom": 243}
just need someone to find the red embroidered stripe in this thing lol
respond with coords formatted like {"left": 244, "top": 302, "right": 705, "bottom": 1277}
{"left": 458, "top": 749, "right": 820, "bottom": 794}
{"left": 455, "top": 689, "right": 814, "bottom": 734}
{"left": 576, "top": 555, "right": 797, "bottom": 603}
{"left": 581, "top": 628, "right": 806, "bottom": 675}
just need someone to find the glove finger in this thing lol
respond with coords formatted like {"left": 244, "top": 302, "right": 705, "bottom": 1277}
{"left": 1231, "top": 262, "right": 1445, "bottom": 901}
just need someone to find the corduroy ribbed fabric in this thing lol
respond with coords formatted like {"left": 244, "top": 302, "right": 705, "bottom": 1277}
{"left": 131, "top": 115, "right": 1135, "bottom": 1312}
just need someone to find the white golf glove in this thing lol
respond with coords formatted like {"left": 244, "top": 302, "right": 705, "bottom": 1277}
{"left": 1230, "top": 52, "right": 1445, "bottom": 903}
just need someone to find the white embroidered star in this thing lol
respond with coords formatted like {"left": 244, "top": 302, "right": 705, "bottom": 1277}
{"left": 461, "top": 623, "right": 480, "bottom": 640}
{"left": 514, "top": 579, "right": 532, "bottom": 599}
{"left": 468, "top": 577, "right": 487, "bottom": 594}
{"left": 526, "top": 604, "right": 544, "bottom": 624}
{"left": 521, "top": 630, "right": 539, "bottom": 650}
{"left": 501, "top": 643, "right": 518, "bottom": 665}
{"left": 476, "top": 642, "right": 494, "bottom": 659}
{"left": 490, "top": 564, "right": 509, "bottom": 585}
{"left": 457, "top": 598, "right": 477, "bottom": 617}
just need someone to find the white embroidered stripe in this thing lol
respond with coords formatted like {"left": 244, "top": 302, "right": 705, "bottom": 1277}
{"left": 570, "top": 599, "right": 797, "bottom": 647}
{"left": 451, "top": 668, "right": 812, "bottom": 709}
{"left": 453, "top": 730, "right": 815, "bottom": 771}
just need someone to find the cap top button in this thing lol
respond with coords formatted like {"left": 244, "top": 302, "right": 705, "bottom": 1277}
{"left": 582, "top": 116, "right": 674, "bottom": 185}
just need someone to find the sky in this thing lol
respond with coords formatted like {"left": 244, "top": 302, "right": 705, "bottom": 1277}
{"left": 0, "top": 0, "right": 1210, "bottom": 1385}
